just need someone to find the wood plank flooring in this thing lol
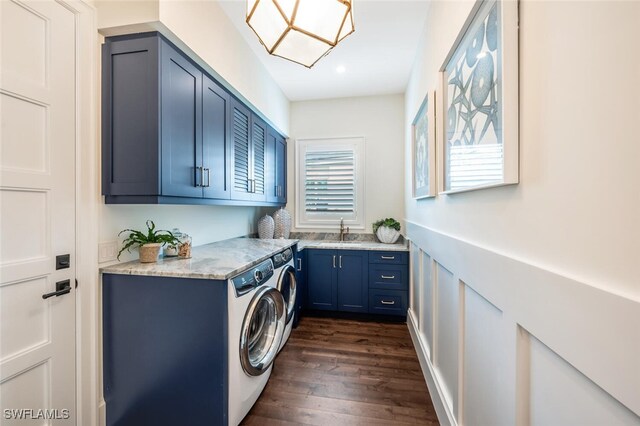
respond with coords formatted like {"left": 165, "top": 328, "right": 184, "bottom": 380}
{"left": 241, "top": 316, "right": 439, "bottom": 425}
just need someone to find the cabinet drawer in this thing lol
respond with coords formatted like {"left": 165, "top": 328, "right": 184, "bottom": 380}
{"left": 369, "top": 265, "right": 407, "bottom": 290}
{"left": 368, "top": 251, "right": 408, "bottom": 265}
{"left": 369, "top": 290, "right": 407, "bottom": 316}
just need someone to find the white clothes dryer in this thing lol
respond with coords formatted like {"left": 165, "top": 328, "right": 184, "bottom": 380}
{"left": 272, "top": 248, "right": 297, "bottom": 353}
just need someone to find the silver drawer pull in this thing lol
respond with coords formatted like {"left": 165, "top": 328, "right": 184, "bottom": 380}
{"left": 381, "top": 256, "right": 395, "bottom": 260}
{"left": 381, "top": 275, "right": 395, "bottom": 279}
{"left": 381, "top": 300, "right": 396, "bottom": 305}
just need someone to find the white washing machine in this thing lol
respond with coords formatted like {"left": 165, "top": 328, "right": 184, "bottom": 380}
{"left": 272, "top": 248, "right": 297, "bottom": 352}
{"left": 227, "top": 258, "right": 286, "bottom": 425}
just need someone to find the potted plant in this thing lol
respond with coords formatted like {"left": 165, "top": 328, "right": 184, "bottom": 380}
{"left": 117, "top": 220, "right": 180, "bottom": 263}
{"left": 373, "top": 218, "right": 401, "bottom": 244}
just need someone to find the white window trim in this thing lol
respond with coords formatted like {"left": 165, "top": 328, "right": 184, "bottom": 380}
{"left": 295, "top": 137, "right": 366, "bottom": 230}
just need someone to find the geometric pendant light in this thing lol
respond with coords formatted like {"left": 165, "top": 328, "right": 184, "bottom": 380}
{"left": 246, "top": 0, "right": 355, "bottom": 68}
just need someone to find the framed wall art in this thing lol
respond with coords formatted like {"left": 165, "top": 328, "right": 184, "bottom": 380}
{"left": 438, "top": 0, "right": 519, "bottom": 194}
{"left": 412, "top": 90, "right": 437, "bottom": 199}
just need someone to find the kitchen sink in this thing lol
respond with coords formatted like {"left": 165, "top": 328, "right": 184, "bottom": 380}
{"left": 316, "top": 241, "right": 364, "bottom": 247}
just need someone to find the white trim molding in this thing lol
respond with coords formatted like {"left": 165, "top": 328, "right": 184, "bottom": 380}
{"left": 405, "top": 220, "right": 640, "bottom": 425}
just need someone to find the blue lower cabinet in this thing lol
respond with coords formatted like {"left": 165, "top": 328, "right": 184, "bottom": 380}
{"left": 293, "top": 248, "right": 305, "bottom": 327}
{"left": 102, "top": 274, "right": 228, "bottom": 425}
{"left": 369, "top": 289, "right": 407, "bottom": 316}
{"left": 306, "top": 249, "right": 338, "bottom": 310}
{"left": 369, "top": 264, "right": 407, "bottom": 291}
{"left": 336, "top": 250, "right": 368, "bottom": 313}
{"left": 306, "top": 249, "right": 368, "bottom": 313}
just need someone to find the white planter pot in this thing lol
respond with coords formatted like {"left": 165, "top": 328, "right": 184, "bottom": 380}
{"left": 376, "top": 226, "right": 400, "bottom": 244}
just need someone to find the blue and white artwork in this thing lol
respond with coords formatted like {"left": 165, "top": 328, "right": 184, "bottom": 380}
{"left": 412, "top": 95, "right": 431, "bottom": 198}
{"left": 444, "top": 1, "right": 503, "bottom": 191}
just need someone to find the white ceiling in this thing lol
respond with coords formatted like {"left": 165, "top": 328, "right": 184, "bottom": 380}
{"left": 218, "top": 0, "right": 430, "bottom": 101}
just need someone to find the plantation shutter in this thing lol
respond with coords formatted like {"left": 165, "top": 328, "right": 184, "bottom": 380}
{"left": 304, "top": 149, "right": 355, "bottom": 214}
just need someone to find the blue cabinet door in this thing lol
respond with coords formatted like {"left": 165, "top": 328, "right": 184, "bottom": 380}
{"left": 202, "top": 76, "right": 230, "bottom": 199}
{"left": 293, "top": 248, "right": 305, "bottom": 327}
{"left": 306, "top": 249, "right": 337, "bottom": 310}
{"left": 229, "top": 99, "right": 253, "bottom": 201}
{"left": 266, "top": 127, "right": 287, "bottom": 203}
{"left": 102, "top": 36, "right": 161, "bottom": 196}
{"left": 337, "top": 250, "right": 369, "bottom": 313}
{"left": 250, "top": 115, "right": 267, "bottom": 201}
{"left": 160, "top": 41, "right": 203, "bottom": 198}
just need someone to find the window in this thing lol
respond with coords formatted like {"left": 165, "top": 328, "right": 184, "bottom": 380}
{"left": 295, "top": 137, "right": 365, "bottom": 229}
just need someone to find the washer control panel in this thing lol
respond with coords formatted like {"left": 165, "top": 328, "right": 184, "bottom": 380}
{"left": 272, "top": 248, "right": 293, "bottom": 269}
{"left": 231, "top": 259, "right": 274, "bottom": 296}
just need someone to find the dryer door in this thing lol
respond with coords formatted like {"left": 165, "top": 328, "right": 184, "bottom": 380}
{"left": 240, "top": 287, "right": 286, "bottom": 376}
{"left": 277, "top": 265, "right": 297, "bottom": 325}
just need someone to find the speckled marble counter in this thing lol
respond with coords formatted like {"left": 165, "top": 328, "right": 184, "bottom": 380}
{"left": 100, "top": 237, "right": 299, "bottom": 280}
{"left": 290, "top": 232, "right": 408, "bottom": 252}
{"left": 297, "top": 240, "right": 408, "bottom": 252}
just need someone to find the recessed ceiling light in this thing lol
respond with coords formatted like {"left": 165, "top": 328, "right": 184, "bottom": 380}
{"left": 336, "top": 65, "right": 346, "bottom": 74}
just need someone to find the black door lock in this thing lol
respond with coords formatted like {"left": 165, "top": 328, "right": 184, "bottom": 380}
{"left": 42, "top": 280, "right": 71, "bottom": 299}
{"left": 56, "top": 254, "right": 70, "bottom": 270}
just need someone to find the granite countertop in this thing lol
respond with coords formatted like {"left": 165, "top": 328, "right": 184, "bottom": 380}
{"left": 100, "top": 237, "right": 299, "bottom": 280}
{"left": 290, "top": 232, "right": 409, "bottom": 252}
{"left": 297, "top": 240, "right": 408, "bottom": 252}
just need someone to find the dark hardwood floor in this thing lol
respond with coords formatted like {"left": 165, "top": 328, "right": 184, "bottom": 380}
{"left": 241, "top": 316, "right": 439, "bottom": 425}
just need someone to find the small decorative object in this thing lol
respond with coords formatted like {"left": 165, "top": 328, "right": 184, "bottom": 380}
{"left": 373, "top": 218, "right": 401, "bottom": 244}
{"left": 273, "top": 208, "right": 291, "bottom": 239}
{"left": 163, "top": 228, "right": 182, "bottom": 257}
{"left": 117, "top": 220, "right": 180, "bottom": 263}
{"left": 246, "top": 0, "right": 355, "bottom": 68}
{"left": 177, "top": 233, "right": 192, "bottom": 259}
{"left": 258, "top": 215, "right": 275, "bottom": 239}
{"left": 439, "top": 0, "right": 518, "bottom": 194}
{"left": 412, "top": 90, "right": 437, "bottom": 199}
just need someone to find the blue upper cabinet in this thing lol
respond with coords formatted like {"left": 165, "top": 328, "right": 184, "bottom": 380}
{"left": 202, "top": 76, "right": 231, "bottom": 199}
{"left": 229, "top": 100, "right": 267, "bottom": 202}
{"left": 102, "top": 32, "right": 285, "bottom": 206}
{"left": 160, "top": 41, "right": 203, "bottom": 198}
{"left": 266, "top": 127, "right": 287, "bottom": 203}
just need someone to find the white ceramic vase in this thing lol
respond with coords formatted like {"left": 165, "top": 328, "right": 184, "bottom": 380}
{"left": 258, "top": 215, "right": 275, "bottom": 239}
{"left": 376, "top": 226, "right": 400, "bottom": 244}
{"left": 273, "top": 208, "right": 291, "bottom": 239}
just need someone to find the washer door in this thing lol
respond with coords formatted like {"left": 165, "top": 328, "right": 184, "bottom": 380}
{"left": 277, "top": 265, "right": 297, "bottom": 325}
{"left": 240, "top": 287, "right": 285, "bottom": 376}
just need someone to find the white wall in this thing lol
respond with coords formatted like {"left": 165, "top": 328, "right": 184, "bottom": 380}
{"left": 94, "top": 1, "right": 289, "bottom": 261}
{"left": 405, "top": 1, "right": 640, "bottom": 425}
{"left": 288, "top": 94, "right": 405, "bottom": 234}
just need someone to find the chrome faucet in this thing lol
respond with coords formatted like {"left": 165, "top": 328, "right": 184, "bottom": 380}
{"left": 339, "top": 218, "right": 350, "bottom": 241}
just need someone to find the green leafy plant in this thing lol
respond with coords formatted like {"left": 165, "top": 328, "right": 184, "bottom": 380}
{"left": 372, "top": 218, "right": 401, "bottom": 234}
{"left": 117, "top": 220, "right": 180, "bottom": 260}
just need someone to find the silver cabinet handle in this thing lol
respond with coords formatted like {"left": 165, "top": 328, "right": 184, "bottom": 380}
{"left": 203, "top": 168, "right": 211, "bottom": 187}
{"left": 333, "top": 255, "right": 336, "bottom": 268}
{"left": 275, "top": 185, "right": 279, "bottom": 197}
{"left": 339, "top": 255, "right": 342, "bottom": 268}
{"left": 381, "top": 256, "right": 395, "bottom": 260}
{"left": 381, "top": 300, "right": 396, "bottom": 305}
{"left": 196, "top": 166, "right": 203, "bottom": 187}
{"left": 297, "top": 258, "right": 302, "bottom": 271}
{"left": 381, "top": 275, "right": 395, "bottom": 279}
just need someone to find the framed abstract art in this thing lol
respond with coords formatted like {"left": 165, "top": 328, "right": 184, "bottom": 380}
{"left": 438, "top": 0, "right": 519, "bottom": 194}
{"left": 412, "top": 90, "right": 437, "bottom": 199}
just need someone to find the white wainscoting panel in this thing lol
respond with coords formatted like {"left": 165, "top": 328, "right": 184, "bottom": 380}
{"left": 434, "top": 263, "right": 460, "bottom": 421}
{"left": 463, "top": 283, "right": 509, "bottom": 426}
{"left": 419, "top": 251, "right": 434, "bottom": 359}
{"left": 410, "top": 242, "right": 422, "bottom": 328}
{"left": 529, "top": 334, "right": 640, "bottom": 426}
{"left": 405, "top": 220, "right": 640, "bottom": 426}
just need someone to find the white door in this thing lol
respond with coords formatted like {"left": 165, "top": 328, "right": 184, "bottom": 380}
{"left": 0, "top": 0, "right": 77, "bottom": 424}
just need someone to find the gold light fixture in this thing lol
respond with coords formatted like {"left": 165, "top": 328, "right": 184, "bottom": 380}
{"left": 246, "top": 0, "right": 355, "bottom": 68}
